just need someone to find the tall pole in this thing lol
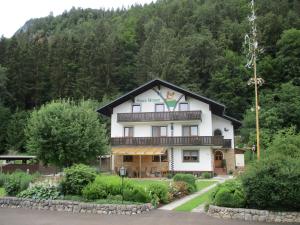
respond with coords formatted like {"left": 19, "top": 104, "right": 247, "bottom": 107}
{"left": 245, "top": 0, "right": 264, "bottom": 160}
{"left": 253, "top": 57, "right": 260, "bottom": 160}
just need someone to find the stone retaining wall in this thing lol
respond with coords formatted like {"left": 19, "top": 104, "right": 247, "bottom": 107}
{"left": 207, "top": 205, "right": 300, "bottom": 223}
{"left": 0, "top": 197, "right": 153, "bottom": 215}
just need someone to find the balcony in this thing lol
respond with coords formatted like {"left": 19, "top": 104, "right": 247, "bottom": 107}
{"left": 117, "top": 110, "right": 202, "bottom": 122}
{"left": 111, "top": 136, "right": 225, "bottom": 147}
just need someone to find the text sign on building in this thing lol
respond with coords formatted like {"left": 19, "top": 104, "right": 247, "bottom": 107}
{"left": 135, "top": 98, "right": 161, "bottom": 103}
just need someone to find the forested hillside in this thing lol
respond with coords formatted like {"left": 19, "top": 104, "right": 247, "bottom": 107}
{"left": 0, "top": 0, "right": 299, "bottom": 153}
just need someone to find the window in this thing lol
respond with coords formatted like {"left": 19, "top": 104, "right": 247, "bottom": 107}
{"left": 155, "top": 103, "right": 165, "bottom": 112}
{"left": 183, "top": 150, "right": 199, "bottom": 162}
{"left": 124, "top": 127, "right": 133, "bottom": 137}
{"left": 179, "top": 103, "right": 189, "bottom": 111}
{"left": 152, "top": 126, "right": 167, "bottom": 137}
{"left": 132, "top": 104, "right": 141, "bottom": 112}
{"left": 214, "top": 129, "right": 222, "bottom": 136}
{"left": 123, "top": 155, "right": 133, "bottom": 162}
{"left": 182, "top": 125, "right": 198, "bottom": 136}
{"left": 152, "top": 154, "right": 168, "bottom": 162}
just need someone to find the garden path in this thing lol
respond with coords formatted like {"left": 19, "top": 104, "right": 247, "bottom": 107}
{"left": 160, "top": 176, "right": 229, "bottom": 211}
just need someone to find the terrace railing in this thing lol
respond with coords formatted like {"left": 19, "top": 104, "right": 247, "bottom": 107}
{"left": 117, "top": 110, "right": 202, "bottom": 122}
{"left": 111, "top": 136, "right": 225, "bottom": 147}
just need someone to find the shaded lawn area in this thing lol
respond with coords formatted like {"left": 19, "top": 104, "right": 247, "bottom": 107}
{"left": 0, "top": 187, "right": 6, "bottom": 197}
{"left": 174, "top": 187, "right": 216, "bottom": 212}
{"left": 196, "top": 180, "right": 217, "bottom": 191}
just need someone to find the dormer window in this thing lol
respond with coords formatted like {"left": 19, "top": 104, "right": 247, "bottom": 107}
{"left": 132, "top": 104, "right": 141, "bottom": 113}
{"left": 155, "top": 103, "right": 165, "bottom": 112}
{"left": 179, "top": 102, "right": 189, "bottom": 111}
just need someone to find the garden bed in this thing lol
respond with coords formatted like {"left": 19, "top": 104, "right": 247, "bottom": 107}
{"left": 0, "top": 197, "right": 153, "bottom": 215}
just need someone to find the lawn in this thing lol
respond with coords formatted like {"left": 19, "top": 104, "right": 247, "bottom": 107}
{"left": 0, "top": 187, "right": 6, "bottom": 197}
{"left": 196, "top": 180, "right": 217, "bottom": 191}
{"left": 174, "top": 187, "right": 216, "bottom": 212}
{"left": 133, "top": 179, "right": 170, "bottom": 187}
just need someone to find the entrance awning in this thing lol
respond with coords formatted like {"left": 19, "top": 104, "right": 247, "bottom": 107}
{"left": 112, "top": 147, "right": 166, "bottom": 155}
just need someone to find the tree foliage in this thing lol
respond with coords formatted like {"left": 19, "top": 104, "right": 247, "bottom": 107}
{"left": 25, "top": 99, "right": 108, "bottom": 167}
{"left": 0, "top": 0, "right": 297, "bottom": 121}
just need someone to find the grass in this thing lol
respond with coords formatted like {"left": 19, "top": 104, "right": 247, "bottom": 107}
{"left": 196, "top": 180, "right": 217, "bottom": 191}
{"left": 174, "top": 187, "right": 216, "bottom": 212}
{"left": 133, "top": 179, "right": 170, "bottom": 187}
{"left": 0, "top": 187, "right": 6, "bottom": 197}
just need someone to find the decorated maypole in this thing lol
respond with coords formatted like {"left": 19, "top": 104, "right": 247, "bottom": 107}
{"left": 245, "top": 0, "right": 264, "bottom": 160}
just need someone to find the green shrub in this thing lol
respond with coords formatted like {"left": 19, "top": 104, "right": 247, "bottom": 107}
{"left": 82, "top": 180, "right": 107, "bottom": 200}
{"left": 241, "top": 156, "right": 300, "bottom": 211}
{"left": 0, "top": 173, "right": 7, "bottom": 187}
{"left": 210, "top": 180, "right": 246, "bottom": 208}
{"left": 123, "top": 185, "right": 149, "bottom": 203}
{"left": 82, "top": 175, "right": 149, "bottom": 203}
{"left": 168, "top": 181, "right": 189, "bottom": 200}
{"left": 61, "top": 164, "right": 97, "bottom": 195}
{"left": 4, "top": 172, "right": 37, "bottom": 196}
{"left": 173, "top": 173, "right": 196, "bottom": 190}
{"left": 147, "top": 183, "right": 169, "bottom": 204}
{"left": 201, "top": 172, "right": 212, "bottom": 179}
{"left": 17, "top": 185, "right": 60, "bottom": 200}
{"left": 107, "top": 194, "right": 123, "bottom": 201}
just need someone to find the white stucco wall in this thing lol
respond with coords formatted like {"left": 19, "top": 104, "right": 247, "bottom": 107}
{"left": 212, "top": 115, "right": 235, "bottom": 148}
{"left": 111, "top": 85, "right": 213, "bottom": 137}
{"left": 170, "top": 146, "right": 213, "bottom": 171}
{"left": 109, "top": 84, "right": 237, "bottom": 172}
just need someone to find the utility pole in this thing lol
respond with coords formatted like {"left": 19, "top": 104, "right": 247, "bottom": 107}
{"left": 245, "top": 0, "right": 264, "bottom": 160}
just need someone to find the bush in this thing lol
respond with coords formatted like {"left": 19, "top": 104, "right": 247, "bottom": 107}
{"left": 210, "top": 180, "right": 246, "bottom": 208}
{"left": 168, "top": 181, "right": 189, "bottom": 200}
{"left": 4, "top": 172, "right": 38, "bottom": 196}
{"left": 123, "top": 185, "right": 149, "bottom": 203}
{"left": 201, "top": 172, "right": 212, "bottom": 179}
{"left": 147, "top": 183, "right": 169, "bottom": 204}
{"left": 61, "top": 164, "right": 97, "bottom": 195}
{"left": 82, "top": 175, "right": 149, "bottom": 203}
{"left": 17, "top": 185, "right": 60, "bottom": 200}
{"left": 0, "top": 173, "right": 7, "bottom": 187}
{"left": 173, "top": 173, "right": 196, "bottom": 191}
{"left": 241, "top": 156, "right": 300, "bottom": 211}
{"left": 82, "top": 180, "right": 107, "bottom": 200}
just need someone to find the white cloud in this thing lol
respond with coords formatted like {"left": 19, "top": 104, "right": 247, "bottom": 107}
{"left": 0, "top": 0, "right": 155, "bottom": 37}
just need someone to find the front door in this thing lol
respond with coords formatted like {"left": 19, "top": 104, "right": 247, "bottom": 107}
{"left": 214, "top": 151, "right": 223, "bottom": 168}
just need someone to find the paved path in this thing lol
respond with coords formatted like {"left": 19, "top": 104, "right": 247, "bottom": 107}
{"left": 0, "top": 208, "right": 292, "bottom": 225}
{"left": 160, "top": 179, "right": 225, "bottom": 211}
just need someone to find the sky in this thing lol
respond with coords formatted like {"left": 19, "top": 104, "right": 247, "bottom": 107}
{"left": 0, "top": 0, "right": 155, "bottom": 38}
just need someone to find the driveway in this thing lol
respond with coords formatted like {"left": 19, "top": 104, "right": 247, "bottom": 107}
{"left": 0, "top": 208, "right": 294, "bottom": 225}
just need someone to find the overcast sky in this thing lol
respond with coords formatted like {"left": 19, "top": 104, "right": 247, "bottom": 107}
{"left": 0, "top": 0, "right": 155, "bottom": 38}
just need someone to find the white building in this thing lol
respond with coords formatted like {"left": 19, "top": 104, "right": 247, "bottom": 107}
{"left": 98, "top": 79, "right": 244, "bottom": 177}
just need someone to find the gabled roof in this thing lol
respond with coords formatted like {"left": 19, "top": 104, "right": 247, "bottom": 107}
{"left": 97, "top": 79, "right": 241, "bottom": 127}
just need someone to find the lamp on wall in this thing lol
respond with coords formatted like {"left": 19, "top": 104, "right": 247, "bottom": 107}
{"left": 224, "top": 128, "right": 229, "bottom": 132}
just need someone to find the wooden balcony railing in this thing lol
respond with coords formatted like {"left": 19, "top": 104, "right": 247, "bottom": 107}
{"left": 117, "top": 111, "right": 202, "bottom": 122}
{"left": 111, "top": 136, "right": 225, "bottom": 146}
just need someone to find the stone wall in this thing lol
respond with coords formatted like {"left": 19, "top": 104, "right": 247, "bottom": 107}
{"left": 0, "top": 197, "right": 153, "bottom": 215}
{"left": 208, "top": 205, "right": 300, "bottom": 223}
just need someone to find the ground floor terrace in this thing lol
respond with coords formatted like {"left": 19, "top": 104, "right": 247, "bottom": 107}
{"left": 110, "top": 146, "right": 245, "bottom": 177}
